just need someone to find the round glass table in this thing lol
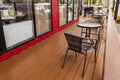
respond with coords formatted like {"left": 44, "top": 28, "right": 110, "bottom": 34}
{"left": 77, "top": 22, "right": 101, "bottom": 38}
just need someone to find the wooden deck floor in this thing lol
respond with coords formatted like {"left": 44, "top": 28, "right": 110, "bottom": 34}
{"left": 0, "top": 18, "right": 107, "bottom": 80}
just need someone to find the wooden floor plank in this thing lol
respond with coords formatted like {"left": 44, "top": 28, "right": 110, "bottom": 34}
{"left": 73, "top": 51, "right": 93, "bottom": 80}
{"left": 64, "top": 54, "right": 84, "bottom": 80}
{"left": 93, "top": 19, "right": 107, "bottom": 80}
{"left": 0, "top": 17, "right": 106, "bottom": 80}
{"left": 83, "top": 51, "right": 96, "bottom": 80}
{"left": 35, "top": 45, "right": 67, "bottom": 80}
{"left": 54, "top": 52, "right": 76, "bottom": 80}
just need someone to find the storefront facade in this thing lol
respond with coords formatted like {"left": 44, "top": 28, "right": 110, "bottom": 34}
{"left": 0, "top": 0, "right": 80, "bottom": 61}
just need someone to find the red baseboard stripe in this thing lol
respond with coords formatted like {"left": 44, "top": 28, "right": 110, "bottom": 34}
{"left": 0, "top": 20, "right": 78, "bottom": 62}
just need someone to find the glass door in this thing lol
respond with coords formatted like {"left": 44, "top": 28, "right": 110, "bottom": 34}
{"left": 114, "top": 0, "right": 119, "bottom": 20}
{"left": 59, "top": 0, "right": 67, "bottom": 27}
{"left": 0, "top": 0, "right": 35, "bottom": 50}
{"left": 67, "top": 0, "right": 74, "bottom": 22}
{"left": 114, "top": 0, "right": 117, "bottom": 12}
{"left": 74, "top": 0, "right": 78, "bottom": 20}
{"left": 116, "top": 1, "right": 120, "bottom": 23}
{"left": 34, "top": 0, "right": 52, "bottom": 36}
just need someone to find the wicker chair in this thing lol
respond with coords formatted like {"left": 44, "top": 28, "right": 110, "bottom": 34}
{"left": 84, "top": 7, "right": 94, "bottom": 17}
{"left": 62, "top": 33, "right": 98, "bottom": 77}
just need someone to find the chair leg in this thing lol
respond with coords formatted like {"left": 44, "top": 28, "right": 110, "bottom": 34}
{"left": 94, "top": 47, "right": 97, "bottom": 62}
{"left": 98, "top": 29, "right": 101, "bottom": 42}
{"left": 62, "top": 48, "right": 69, "bottom": 68}
{"left": 94, "top": 41, "right": 98, "bottom": 62}
{"left": 81, "top": 54, "right": 87, "bottom": 77}
{"left": 84, "top": 11, "right": 86, "bottom": 17}
{"left": 81, "top": 28, "right": 83, "bottom": 37}
{"left": 75, "top": 52, "right": 77, "bottom": 60}
{"left": 92, "top": 12, "right": 93, "bottom": 17}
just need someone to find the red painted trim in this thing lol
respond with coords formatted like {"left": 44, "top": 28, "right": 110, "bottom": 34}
{"left": 0, "top": 0, "right": 79, "bottom": 63}
{"left": 0, "top": 20, "right": 78, "bottom": 62}
{"left": 0, "top": 31, "right": 55, "bottom": 62}
{"left": 52, "top": 0, "right": 59, "bottom": 31}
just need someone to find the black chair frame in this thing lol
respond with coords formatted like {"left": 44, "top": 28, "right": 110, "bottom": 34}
{"left": 84, "top": 7, "right": 94, "bottom": 17}
{"left": 62, "top": 33, "right": 98, "bottom": 77}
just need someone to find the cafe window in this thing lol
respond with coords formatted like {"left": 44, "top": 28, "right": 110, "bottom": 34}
{"left": 34, "top": 0, "right": 52, "bottom": 36}
{"left": 116, "top": 0, "right": 120, "bottom": 23}
{"left": 59, "top": 0, "right": 78, "bottom": 27}
{"left": 112, "top": 0, "right": 115, "bottom": 11}
{"left": 67, "top": 0, "right": 73, "bottom": 22}
{"left": 59, "top": 0, "right": 67, "bottom": 27}
{"left": 114, "top": 0, "right": 117, "bottom": 12}
{"left": 74, "top": 0, "right": 78, "bottom": 20}
{"left": 0, "top": 0, "right": 35, "bottom": 50}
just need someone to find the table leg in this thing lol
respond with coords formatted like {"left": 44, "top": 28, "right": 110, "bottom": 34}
{"left": 85, "top": 28, "right": 91, "bottom": 38}
{"left": 85, "top": 28, "right": 88, "bottom": 37}
{"left": 81, "top": 28, "right": 83, "bottom": 37}
{"left": 89, "top": 28, "right": 91, "bottom": 38}
{"left": 98, "top": 8, "right": 101, "bottom": 13}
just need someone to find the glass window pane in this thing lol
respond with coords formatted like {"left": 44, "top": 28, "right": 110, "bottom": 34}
{"left": 68, "top": 0, "right": 73, "bottom": 22}
{"left": 114, "top": 0, "right": 117, "bottom": 11}
{"left": 34, "top": 0, "right": 52, "bottom": 36}
{"left": 74, "top": 0, "right": 78, "bottom": 20}
{"left": 59, "top": 0, "right": 67, "bottom": 26}
{"left": 117, "top": 3, "right": 120, "bottom": 22}
{"left": 0, "top": 0, "right": 34, "bottom": 49}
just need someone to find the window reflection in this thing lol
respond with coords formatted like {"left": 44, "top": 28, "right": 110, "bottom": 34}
{"left": 74, "top": 0, "right": 78, "bottom": 20}
{"left": 1, "top": 0, "right": 33, "bottom": 24}
{"left": 59, "top": 0, "right": 67, "bottom": 26}
{"left": 114, "top": 0, "right": 117, "bottom": 11}
{"left": 34, "top": 0, "right": 51, "bottom": 36}
{"left": 0, "top": 0, "right": 34, "bottom": 49}
{"left": 117, "top": 3, "right": 120, "bottom": 22}
{"left": 68, "top": 0, "right": 73, "bottom": 22}
{"left": 59, "top": 0, "right": 78, "bottom": 26}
